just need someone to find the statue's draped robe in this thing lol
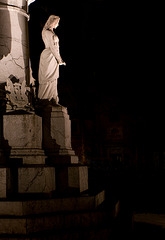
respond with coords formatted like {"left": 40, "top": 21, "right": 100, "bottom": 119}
{"left": 38, "top": 29, "right": 62, "bottom": 102}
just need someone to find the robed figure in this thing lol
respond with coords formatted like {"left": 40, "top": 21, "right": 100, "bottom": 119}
{"left": 38, "top": 15, "right": 66, "bottom": 104}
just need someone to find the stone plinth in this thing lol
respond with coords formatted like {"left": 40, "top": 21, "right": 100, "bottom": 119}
{"left": 39, "top": 105, "right": 89, "bottom": 193}
{"left": 0, "top": 191, "right": 105, "bottom": 235}
{"left": 1, "top": 112, "right": 57, "bottom": 197}
{"left": 42, "top": 105, "right": 78, "bottom": 163}
{"left": 3, "top": 113, "right": 46, "bottom": 164}
{"left": 50, "top": 106, "right": 71, "bottom": 149}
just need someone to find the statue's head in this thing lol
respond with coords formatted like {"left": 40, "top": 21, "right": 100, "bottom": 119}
{"left": 44, "top": 15, "right": 60, "bottom": 30}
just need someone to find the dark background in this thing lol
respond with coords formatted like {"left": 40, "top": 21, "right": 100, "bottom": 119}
{"left": 29, "top": 0, "right": 164, "bottom": 215}
{"left": 29, "top": 0, "right": 164, "bottom": 151}
{"left": 29, "top": 0, "right": 163, "bottom": 114}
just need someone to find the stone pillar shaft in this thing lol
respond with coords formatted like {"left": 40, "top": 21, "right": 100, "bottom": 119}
{"left": 0, "top": 0, "right": 30, "bottom": 85}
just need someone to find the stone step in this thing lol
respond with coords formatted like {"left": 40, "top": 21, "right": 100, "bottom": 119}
{"left": 0, "top": 226, "right": 112, "bottom": 240}
{"left": 0, "top": 191, "right": 105, "bottom": 216}
{"left": 0, "top": 209, "right": 108, "bottom": 236}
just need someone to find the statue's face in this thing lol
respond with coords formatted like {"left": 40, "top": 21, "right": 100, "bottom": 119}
{"left": 51, "top": 20, "right": 59, "bottom": 29}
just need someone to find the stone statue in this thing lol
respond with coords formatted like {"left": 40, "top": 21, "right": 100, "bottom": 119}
{"left": 38, "top": 15, "right": 66, "bottom": 105}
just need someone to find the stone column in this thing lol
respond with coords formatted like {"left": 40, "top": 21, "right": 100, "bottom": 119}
{"left": 0, "top": 0, "right": 30, "bottom": 86}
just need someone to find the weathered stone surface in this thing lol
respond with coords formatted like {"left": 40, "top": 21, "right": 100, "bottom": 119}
{"left": 50, "top": 106, "right": 71, "bottom": 148}
{"left": 18, "top": 167, "right": 55, "bottom": 193}
{"left": 0, "top": 0, "right": 30, "bottom": 84}
{"left": 68, "top": 166, "right": 88, "bottom": 192}
{"left": 0, "top": 218, "right": 27, "bottom": 235}
{"left": 3, "top": 113, "right": 46, "bottom": 164}
{"left": 0, "top": 191, "right": 105, "bottom": 216}
{"left": 55, "top": 165, "right": 88, "bottom": 193}
{"left": 0, "top": 168, "right": 7, "bottom": 198}
{"left": 3, "top": 114, "right": 42, "bottom": 149}
{"left": 0, "top": 209, "right": 107, "bottom": 235}
{"left": 42, "top": 105, "right": 78, "bottom": 163}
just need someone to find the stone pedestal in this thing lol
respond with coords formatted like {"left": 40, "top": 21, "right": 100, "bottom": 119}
{"left": 0, "top": 108, "right": 105, "bottom": 238}
{"left": 3, "top": 113, "right": 46, "bottom": 164}
{"left": 41, "top": 105, "right": 88, "bottom": 193}
{"left": 42, "top": 105, "right": 78, "bottom": 161}
{"left": 1, "top": 109, "right": 88, "bottom": 196}
{"left": 1, "top": 112, "right": 56, "bottom": 197}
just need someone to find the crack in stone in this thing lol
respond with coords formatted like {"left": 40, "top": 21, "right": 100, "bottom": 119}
{"left": 0, "top": 35, "right": 28, "bottom": 48}
{"left": 8, "top": 53, "right": 28, "bottom": 70}
{"left": 24, "top": 169, "right": 44, "bottom": 192}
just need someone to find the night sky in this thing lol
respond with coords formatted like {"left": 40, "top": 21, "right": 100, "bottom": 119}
{"left": 28, "top": 0, "right": 164, "bottom": 151}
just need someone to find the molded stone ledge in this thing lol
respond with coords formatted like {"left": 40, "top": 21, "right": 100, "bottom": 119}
{"left": 10, "top": 148, "right": 46, "bottom": 164}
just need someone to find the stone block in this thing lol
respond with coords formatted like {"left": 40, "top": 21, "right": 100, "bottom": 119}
{"left": 42, "top": 105, "right": 77, "bottom": 157}
{"left": 0, "top": 168, "right": 7, "bottom": 198}
{"left": 18, "top": 167, "right": 55, "bottom": 193}
{"left": 0, "top": 201, "right": 23, "bottom": 216}
{"left": 3, "top": 113, "right": 46, "bottom": 164}
{"left": 55, "top": 165, "right": 88, "bottom": 193}
{"left": 3, "top": 113, "right": 42, "bottom": 149}
{"left": 0, "top": 218, "right": 27, "bottom": 235}
{"left": 68, "top": 166, "right": 88, "bottom": 192}
{"left": 50, "top": 106, "right": 71, "bottom": 149}
{"left": 0, "top": 167, "right": 19, "bottom": 198}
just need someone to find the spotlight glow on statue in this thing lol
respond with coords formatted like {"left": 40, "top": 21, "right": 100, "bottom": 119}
{"left": 38, "top": 15, "right": 66, "bottom": 104}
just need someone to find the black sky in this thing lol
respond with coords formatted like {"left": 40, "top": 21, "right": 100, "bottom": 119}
{"left": 28, "top": 1, "right": 163, "bottom": 124}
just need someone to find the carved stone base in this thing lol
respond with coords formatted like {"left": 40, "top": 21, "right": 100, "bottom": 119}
{"left": 1, "top": 110, "right": 88, "bottom": 197}
{"left": 10, "top": 149, "right": 46, "bottom": 164}
{"left": 3, "top": 113, "right": 46, "bottom": 164}
{"left": 41, "top": 105, "right": 79, "bottom": 164}
{"left": 0, "top": 191, "right": 105, "bottom": 236}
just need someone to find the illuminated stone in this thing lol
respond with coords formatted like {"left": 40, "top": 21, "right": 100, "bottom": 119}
{"left": 3, "top": 113, "right": 46, "bottom": 164}
{"left": 0, "top": 0, "right": 30, "bottom": 84}
{"left": 38, "top": 15, "right": 66, "bottom": 104}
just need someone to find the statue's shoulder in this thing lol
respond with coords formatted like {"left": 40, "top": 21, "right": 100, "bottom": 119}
{"left": 43, "top": 29, "right": 53, "bottom": 36}
{"left": 43, "top": 30, "right": 58, "bottom": 41}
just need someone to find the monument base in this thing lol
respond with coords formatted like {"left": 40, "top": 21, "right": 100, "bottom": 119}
{"left": 0, "top": 107, "right": 106, "bottom": 237}
{"left": 0, "top": 191, "right": 106, "bottom": 238}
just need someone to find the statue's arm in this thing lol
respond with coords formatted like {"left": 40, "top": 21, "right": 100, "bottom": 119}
{"left": 49, "top": 33, "right": 63, "bottom": 64}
